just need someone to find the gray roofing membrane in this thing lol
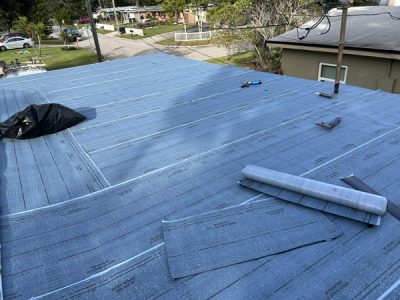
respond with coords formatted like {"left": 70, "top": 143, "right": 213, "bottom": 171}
{"left": 162, "top": 198, "right": 341, "bottom": 278}
{"left": 0, "top": 53, "right": 400, "bottom": 299}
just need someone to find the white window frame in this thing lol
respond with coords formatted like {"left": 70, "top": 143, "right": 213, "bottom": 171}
{"left": 318, "top": 62, "right": 348, "bottom": 84}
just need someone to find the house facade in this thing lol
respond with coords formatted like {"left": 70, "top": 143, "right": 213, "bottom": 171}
{"left": 96, "top": 6, "right": 167, "bottom": 24}
{"left": 268, "top": 6, "right": 400, "bottom": 93}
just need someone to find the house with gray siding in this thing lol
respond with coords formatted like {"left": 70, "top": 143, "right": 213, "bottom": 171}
{"left": 268, "top": 6, "right": 400, "bottom": 93}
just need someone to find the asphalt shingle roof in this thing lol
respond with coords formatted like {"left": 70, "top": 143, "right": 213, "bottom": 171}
{"left": 269, "top": 6, "right": 400, "bottom": 53}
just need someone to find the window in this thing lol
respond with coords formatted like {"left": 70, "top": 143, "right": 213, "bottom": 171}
{"left": 318, "top": 62, "right": 348, "bottom": 84}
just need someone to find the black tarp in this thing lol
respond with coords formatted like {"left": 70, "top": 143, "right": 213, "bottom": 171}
{"left": 0, "top": 103, "right": 86, "bottom": 139}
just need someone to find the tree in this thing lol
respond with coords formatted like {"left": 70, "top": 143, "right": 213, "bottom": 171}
{"left": 59, "top": 31, "right": 74, "bottom": 48}
{"left": 162, "top": 0, "right": 189, "bottom": 32}
{"left": 55, "top": 8, "right": 73, "bottom": 28}
{"left": 31, "top": 0, "right": 54, "bottom": 36}
{"left": 0, "top": 0, "right": 35, "bottom": 32}
{"left": 14, "top": 16, "right": 46, "bottom": 56}
{"left": 208, "top": 0, "right": 320, "bottom": 70}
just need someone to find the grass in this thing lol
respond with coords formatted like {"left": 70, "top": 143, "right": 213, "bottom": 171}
{"left": 97, "top": 29, "right": 114, "bottom": 34}
{"left": 120, "top": 24, "right": 196, "bottom": 40}
{"left": 40, "top": 39, "right": 64, "bottom": 45}
{"left": 0, "top": 47, "right": 98, "bottom": 71}
{"left": 156, "top": 38, "right": 214, "bottom": 46}
{"left": 206, "top": 51, "right": 256, "bottom": 69}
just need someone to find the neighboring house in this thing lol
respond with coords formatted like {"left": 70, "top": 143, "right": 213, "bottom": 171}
{"left": 181, "top": 6, "right": 208, "bottom": 25}
{"left": 96, "top": 6, "right": 167, "bottom": 23}
{"left": 268, "top": 6, "right": 400, "bottom": 93}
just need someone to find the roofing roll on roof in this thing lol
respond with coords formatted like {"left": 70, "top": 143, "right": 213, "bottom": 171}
{"left": 242, "top": 165, "right": 388, "bottom": 216}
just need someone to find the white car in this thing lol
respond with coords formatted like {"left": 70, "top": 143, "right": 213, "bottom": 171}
{"left": 0, "top": 37, "right": 34, "bottom": 51}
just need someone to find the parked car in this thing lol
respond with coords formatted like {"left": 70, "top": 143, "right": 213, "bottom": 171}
{"left": 0, "top": 37, "right": 34, "bottom": 51}
{"left": 0, "top": 32, "right": 29, "bottom": 42}
{"left": 79, "top": 16, "right": 90, "bottom": 24}
{"left": 62, "top": 28, "right": 82, "bottom": 41}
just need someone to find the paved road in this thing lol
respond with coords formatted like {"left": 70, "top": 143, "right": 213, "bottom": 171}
{"left": 78, "top": 31, "right": 230, "bottom": 61}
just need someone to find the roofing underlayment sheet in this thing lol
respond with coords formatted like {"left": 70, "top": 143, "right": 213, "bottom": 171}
{"left": 162, "top": 198, "right": 341, "bottom": 278}
{"left": 0, "top": 53, "right": 400, "bottom": 299}
{"left": 240, "top": 178, "right": 382, "bottom": 225}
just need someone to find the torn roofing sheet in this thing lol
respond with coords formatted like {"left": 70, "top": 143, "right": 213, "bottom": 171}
{"left": 1, "top": 53, "right": 400, "bottom": 298}
{"left": 162, "top": 198, "right": 341, "bottom": 278}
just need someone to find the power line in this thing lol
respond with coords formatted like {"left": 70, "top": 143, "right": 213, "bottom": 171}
{"left": 330, "top": 11, "right": 400, "bottom": 20}
{"left": 296, "top": 13, "right": 329, "bottom": 40}
{"left": 119, "top": 8, "right": 400, "bottom": 67}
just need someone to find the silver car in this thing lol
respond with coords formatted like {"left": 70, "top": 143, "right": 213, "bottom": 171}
{"left": 0, "top": 37, "right": 34, "bottom": 51}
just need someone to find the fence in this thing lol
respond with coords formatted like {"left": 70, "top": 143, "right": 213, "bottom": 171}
{"left": 95, "top": 23, "right": 115, "bottom": 31}
{"left": 125, "top": 28, "right": 144, "bottom": 36}
{"left": 174, "top": 31, "right": 213, "bottom": 42}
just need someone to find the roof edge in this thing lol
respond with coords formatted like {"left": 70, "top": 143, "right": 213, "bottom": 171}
{"left": 267, "top": 42, "right": 400, "bottom": 60}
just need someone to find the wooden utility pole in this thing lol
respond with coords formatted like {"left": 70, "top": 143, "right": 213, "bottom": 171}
{"left": 334, "top": 3, "right": 349, "bottom": 94}
{"left": 85, "top": 0, "right": 103, "bottom": 62}
{"left": 112, "top": 0, "right": 120, "bottom": 34}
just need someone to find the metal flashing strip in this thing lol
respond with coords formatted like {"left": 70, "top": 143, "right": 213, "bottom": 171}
{"left": 240, "top": 178, "right": 381, "bottom": 225}
{"left": 162, "top": 198, "right": 341, "bottom": 278}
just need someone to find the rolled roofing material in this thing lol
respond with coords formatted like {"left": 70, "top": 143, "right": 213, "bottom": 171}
{"left": 242, "top": 165, "right": 388, "bottom": 216}
{"left": 240, "top": 178, "right": 381, "bottom": 225}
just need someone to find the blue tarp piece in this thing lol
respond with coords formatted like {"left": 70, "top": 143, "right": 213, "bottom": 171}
{"left": 1, "top": 53, "right": 400, "bottom": 299}
{"left": 162, "top": 199, "right": 341, "bottom": 278}
{"left": 240, "top": 178, "right": 382, "bottom": 225}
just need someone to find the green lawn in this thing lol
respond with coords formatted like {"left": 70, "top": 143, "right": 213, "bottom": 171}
{"left": 206, "top": 51, "right": 256, "bottom": 69}
{"left": 120, "top": 24, "right": 196, "bottom": 40}
{"left": 97, "top": 29, "right": 114, "bottom": 34}
{"left": 40, "top": 39, "right": 64, "bottom": 45}
{"left": 0, "top": 47, "right": 98, "bottom": 71}
{"left": 156, "top": 38, "right": 214, "bottom": 47}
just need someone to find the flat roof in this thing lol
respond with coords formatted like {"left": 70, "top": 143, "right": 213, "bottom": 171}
{"left": 1, "top": 53, "right": 400, "bottom": 298}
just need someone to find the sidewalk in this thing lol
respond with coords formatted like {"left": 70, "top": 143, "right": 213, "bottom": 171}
{"left": 80, "top": 31, "right": 229, "bottom": 61}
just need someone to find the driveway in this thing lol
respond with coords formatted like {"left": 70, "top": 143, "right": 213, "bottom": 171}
{"left": 78, "top": 31, "right": 230, "bottom": 61}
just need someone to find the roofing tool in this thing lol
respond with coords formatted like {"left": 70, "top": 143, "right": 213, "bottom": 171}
{"left": 240, "top": 165, "right": 388, "bottom": 225}
{"left": 241, "top": 80, "right": 262, "bottom": 88}
{"left": 316, "top": 92, "right": 333, "bottom": 99}
{"left": 341, "top": 175, "right": 400, "bottom": 221}
{"left": 316, "top": 117, "right": 342, "bottom": 130}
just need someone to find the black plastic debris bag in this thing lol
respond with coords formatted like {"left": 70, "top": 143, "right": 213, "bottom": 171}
{"left": 0, "top": 103, "right": 86, "bottom": 139}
